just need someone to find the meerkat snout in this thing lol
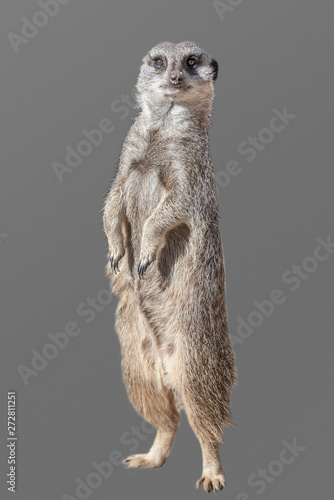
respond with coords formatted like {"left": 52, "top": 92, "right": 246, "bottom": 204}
{"left": 169, "top": 73, "right": 183, "bottom": 85}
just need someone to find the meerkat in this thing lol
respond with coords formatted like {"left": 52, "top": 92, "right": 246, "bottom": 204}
{"left": 102, "top": 41, "right": 237, "bottom": 493}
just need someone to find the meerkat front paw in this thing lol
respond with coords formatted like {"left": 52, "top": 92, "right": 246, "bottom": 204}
{"left": 196, "top": 472, "right": 226, "bottom": 493}
{"left": 109, "top": 249, "right": 124, "bottom": 274}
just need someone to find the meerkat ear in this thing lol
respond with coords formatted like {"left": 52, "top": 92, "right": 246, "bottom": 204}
{"left": 210, "top": 58, "right": 219, "bottom": 82}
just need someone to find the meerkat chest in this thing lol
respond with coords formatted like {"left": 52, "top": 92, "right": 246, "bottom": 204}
{"left": 124, "top": 138, "right": 167, "bottom": 227}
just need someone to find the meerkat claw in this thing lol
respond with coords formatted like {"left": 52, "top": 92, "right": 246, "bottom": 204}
{"left": 113, "top": 256, "right": 120, "bottom": 272}
{"left": 138, "top": 259, "right": 149, "bottom": 278}
{"left": 196, "top": 473, "right": 226, "bottom": 493}
{"left": 110, "top": 253, "right": 122, "bottom": 273}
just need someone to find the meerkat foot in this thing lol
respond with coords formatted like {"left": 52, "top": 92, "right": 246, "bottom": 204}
{"left": 195, "top": 472, "right": 226, "bottom": 493}
{"left": 123, "top": 452, "right": 165, "bottom": 469}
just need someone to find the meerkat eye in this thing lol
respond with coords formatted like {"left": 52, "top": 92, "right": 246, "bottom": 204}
{"left": 187, "top": 56, "right": 197, "bottom": 68}
{"left": 153, "top": 57, "right": 164, "bottom": 68}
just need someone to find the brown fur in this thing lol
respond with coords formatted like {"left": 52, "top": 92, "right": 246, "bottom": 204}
{"left": 103, "top": 41, "right": 236, "bottom": 493}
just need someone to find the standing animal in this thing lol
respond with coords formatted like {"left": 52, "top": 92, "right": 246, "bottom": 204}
{"left": 103, "top": 40, "right": 236, "bottom": 493}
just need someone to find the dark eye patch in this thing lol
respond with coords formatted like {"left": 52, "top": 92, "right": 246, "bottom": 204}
{"left": 186, "top": 55, "right": 199, "bottom": 69}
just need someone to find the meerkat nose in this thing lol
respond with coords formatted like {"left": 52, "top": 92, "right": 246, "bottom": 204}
{"left": 170, "top": 74, "right": 183, "bottom": 85}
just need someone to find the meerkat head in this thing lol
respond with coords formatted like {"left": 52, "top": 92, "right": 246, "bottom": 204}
{"left": 136, "top": 41, "right": 218, "bottom": 126}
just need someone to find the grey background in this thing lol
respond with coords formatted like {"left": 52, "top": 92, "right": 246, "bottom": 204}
{"left": 1, "top": 0, "right": 333, "bottom": 499}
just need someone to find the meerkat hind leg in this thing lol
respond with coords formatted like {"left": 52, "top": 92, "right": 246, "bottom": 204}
{"left": 119, "top": 297, "right": 180, "bottom": 468}
{"left": 183, "top": 400, "right": 226, "bottom": 492}
{"left": 195, "top": 441, "right": 226, "bottom": 493}
{"left": 122, "top": 390, "right": 180, "bottom": 469}
{"left": 123, "top": 424, "right": 179, "bottom": 469}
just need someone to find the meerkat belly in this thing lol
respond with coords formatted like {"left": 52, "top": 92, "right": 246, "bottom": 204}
{"left": 141, "top": 330, "right": 182, "bottom": 396}
{"left": 123, "top": 156, "right": 188, "bottom": 395}
{"left": 124, "top": 164, "right": 165, "bottom": 260}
